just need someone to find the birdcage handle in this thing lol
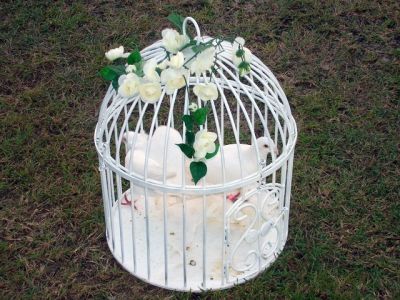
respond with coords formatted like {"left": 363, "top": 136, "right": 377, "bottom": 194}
{"left": 182, "top": 17, "right": 201, "bottom": 45}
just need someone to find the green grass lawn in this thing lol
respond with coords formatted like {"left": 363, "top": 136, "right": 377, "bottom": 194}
{"left": 1, "top": 1, "right": 399, "bottom": 299}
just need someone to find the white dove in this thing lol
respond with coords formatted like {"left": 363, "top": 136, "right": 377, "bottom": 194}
{"left": 124, "top": 126, "right": 183, "bottom": 181}
{"left": 121, "top": 130, "right": 149, "bottom": 207}
{"left": 122, "top": 126, "right": 184, "bottom": 209}
{"left": 122, "top": 130, "right": 148, "bottom": 152}
{"left": 204, "top": 137, "right": 278, "bottom": 201}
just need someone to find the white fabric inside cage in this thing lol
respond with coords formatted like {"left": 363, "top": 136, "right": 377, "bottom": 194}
{"left": 108, "top": 188, "right": 282, "bottom": 290}
{"left": 95, "top": 18, "right": 297, "bottom": 292}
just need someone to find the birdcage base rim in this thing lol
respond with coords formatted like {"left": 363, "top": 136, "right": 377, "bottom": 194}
{"left": 106, "top": 236, "right": 284, "bottom": 292}
{"left": 104, "top": 192, "right": 286, "bottom": 292}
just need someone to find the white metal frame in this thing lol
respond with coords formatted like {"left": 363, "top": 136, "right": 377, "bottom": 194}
{"left": 94, "top": 18, "right": 297, "bottom": 292}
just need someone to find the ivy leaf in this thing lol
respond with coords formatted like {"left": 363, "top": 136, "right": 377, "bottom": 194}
{"left": 190, "top": 161, "right": 207, "bottom": 185}
{"left": 186, "top": 131, "right": 195, "bottom": 146}
{"left": 182, "top": 114, "right": 194, "bottom": 131}
{"left": 127, "top": 50, "right": 142, "bottom": 64}
{"left": 176, "top": 143, "right": 195, "bottom": 158}
{"left": 99, "top": 65, "right": 125, "bottom": 81}
{"left": 205, "top": 143, "right": 219, "bottom": 159}
{"left": 192, "top": 107, "right": 208, "bottom": 125}
{"left": 167, "top": 12, "right": 185, "bottom": 33}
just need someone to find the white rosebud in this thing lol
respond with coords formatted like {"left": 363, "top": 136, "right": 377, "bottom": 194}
{"left": 169, "top": 51, "right": 185, "bottom": 69}
{"left": 138, "top": 81, "right": 162, "bottom": 103}
{"left": 105, "top": 46, "right": 125, "bottom": 61}
{"left": 193, "top": 129, "right": 218, "bottom": 160}
{"left": 118, "top": 73, "right": 140, "bottom": 98}
{"left": 143, "top": 58, "right": 160, "bottom": 82}
{"left": 160, "top": 67, "right": 188, "bottom": 95}
{"left": 188, "top": 102, "right": 198, "bottom": 112}
{"left": 125, "top": 64, "right": 136, "bottom": 73}
{"left": 189, "top": 47, "right": 215, "bottom": 75}
{"left": 232, "top": 36, "right": 252, "bottom": 74}
{"left": 193, "top": 83, "right": 218, "bottom": 101}
{"left": 233, "top": 37, "right": 245, "bottom": 49}
{"left": 239, "top": 65, "right": 251, "bottom": 77}
{"left": 232, "top": 47, "right": 252, "bottom": 67}
{"left": 162, "top": 28, "right": 189, "bottom": 54}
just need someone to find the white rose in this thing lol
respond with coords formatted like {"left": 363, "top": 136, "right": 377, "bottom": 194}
{"left": 158, "top": 59, "right": 169, "bottom": 70}
{"left": 232, "top": 47, "right": 252, "bottom": 67}
{"left": 193, "top": 83, "right": 218, "bottom": 101}
{"left": 189, "top": 46, "right": 215, "bottom": 75}
{"left": 162, "top": 28, "right": 189, "bottom": 54}
{"left": 188, "top": 102, "right": 198, "bottom": 112}
{"left": 105, "top": 46, "right": 125, "bottom": 61}
{"left": 233, "top": 37, "right": 245, "bottom": 49}
{"left": 160, "top": 67, "right": 188, "bottom": 95}
{"left": 169, "top": 51, "right": 185, "bottom": 69}
{"left": 118, "top": 73, "right": 140, "bottom": 98}
{"left": 193, "top": 129, "right": 218, "bottom": 160}
{"left": 143, "top": 58, "right": 160, "bottom": 82}
{"left": 125, "top": 64, "right": 136, "bottom": 73}
{"left": 138, "top": 81, "right": 162, "bottom": 103}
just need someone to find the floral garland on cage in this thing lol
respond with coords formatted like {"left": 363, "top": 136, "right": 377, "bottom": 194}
{"left": 99, "top": 13, "right": 253, "bottom": 184}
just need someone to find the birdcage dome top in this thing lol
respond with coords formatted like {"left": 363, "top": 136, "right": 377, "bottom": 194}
{"left": 95, "top": 17, "right": 297, "bottom": 195}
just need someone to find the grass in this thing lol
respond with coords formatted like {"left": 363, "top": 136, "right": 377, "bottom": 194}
{"left": 1, "top": 0, "right": 399, "bottom": 298}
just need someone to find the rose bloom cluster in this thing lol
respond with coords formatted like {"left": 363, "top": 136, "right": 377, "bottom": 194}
{"left": 104, "top": 28, "right": 253, "bottom": 168}
{"left": 103, "top": 28, "right": 255, "bottom": 104}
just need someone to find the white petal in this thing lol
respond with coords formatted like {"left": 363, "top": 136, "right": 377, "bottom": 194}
{"left": 105, "top": 46, "right": 124, "bottom": 61}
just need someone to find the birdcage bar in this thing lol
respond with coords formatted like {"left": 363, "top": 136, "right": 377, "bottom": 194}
{"left": 99, "top": 157, "right": 111, "bottom": 243}
{"left": 95, "top": 17, "right": 297, "bottom": 291}
{"left": 209, "top": 99, "right": 228, "bottom": 284}
{"left": 216, "top": 56, "right": 287, "bottom": 145}
{"left": 144, "top": 97, "right": 165, "bottom": 279}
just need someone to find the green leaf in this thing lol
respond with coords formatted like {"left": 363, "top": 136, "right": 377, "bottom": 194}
{"left": 112, "top": 78, "right": 119, "bottom": 90}
{"left": 109, "top": 65, "right": 125, "bottom": 75}
{"left": 134, "top": 60, "right": 144, "bottom": 77}
{"left": 236, "top": 49, "right": 245, "bottom": 57}
{"left": 100, "top": 67, "right": 114, "bottom": 81}
{"left": 182, "top": 115, "right": 194, "bottom": 131}
{"left": 205, "top": 143, "right": 219, "bottom": 159}
{"left": 113, "top": 57, "right": 126, "bottom": 65}
{"left": 238, "top": 61, "right": 251, "bottom": 71}
{"left": 167, "top": 12, "right": 185, "bottom": 33}
{"left": 127, "top": 50, "right": 141, "bottom": 64}
{"left": 186, "top": 131, "right": 195, "bottom": 146}
{"left": 100, "top": 65, "right": 124, "bottom": 81}
{"left": 192, "top": 107, "right": 208, "bottom": 125}
{"left": 190, "top": 161, "right": 207, "bottom": 185}
{"left": 176, "top": 143, "right": 195, "bottom": 158}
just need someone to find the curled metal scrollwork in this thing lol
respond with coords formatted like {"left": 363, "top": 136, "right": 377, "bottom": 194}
{"left": 226, "top": 184, "right": 284, "bottom": 274}
{"left": 227, "top": 201, "right": 259, "bottom": 273}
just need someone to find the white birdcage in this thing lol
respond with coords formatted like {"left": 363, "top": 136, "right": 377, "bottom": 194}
{"left": 94, "top": 17, "right": 297, "bottom": 292}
